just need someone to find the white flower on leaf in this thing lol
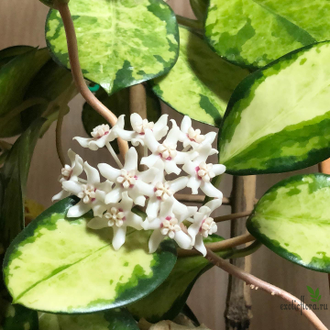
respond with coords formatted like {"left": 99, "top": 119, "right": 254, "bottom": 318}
{"left": 52, "top": 149, "right": 84, "bottom": 201}
{"left": 179, "top": 116, "right": 218, "bottom": 155}
{"left": 114, "top": 114, "right": 169, "bottom": 146}
{"left": 98, "top": 147, "right": 155, "bottom": 206}
{"left": 183, "top": 145, "right": 225, "bottom": 198}
{"left": 87, "top": 192, "right": 143, "bottom": 250}
{"left": 188, "top": 199, "right": 222, "bottom": 256}
{"left": 144, "top": 200, "right": 197, "bottom": 253}
{"left": 74, "top": 123, "right": 117, "bottom": 151}
{"left": 142, "top": 123, "right": 196, "bottom": 175}
{"left": 62, "top": 162, "right": 103, "bottom": 218}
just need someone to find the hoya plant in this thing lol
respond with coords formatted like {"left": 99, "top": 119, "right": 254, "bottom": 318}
{"left": 1, "top": 0, "right": 330, "bottom": 329}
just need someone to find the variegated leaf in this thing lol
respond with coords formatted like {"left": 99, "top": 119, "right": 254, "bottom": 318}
{"left": 219, "top": 41, "right": 330, "bottom": 175}
{"left": 128, "top": 235, "right": 233, "bottom": 322}
{"left": 46, "top": 0, "right": 179, "bottom": 94}
{"left": 205, "top": 0, "right": 330, "bottom": 69}
{"left": 3, "top": 197, "right": 177, "bottom": 313}
{"left": 247, "top": 174, "right": 330, "bottom": 272}
{"left": 39, "top": 308, "right": 139, "bottom": 330}
{"left": 152, "top": 27, "right": 248, "bottom": 126}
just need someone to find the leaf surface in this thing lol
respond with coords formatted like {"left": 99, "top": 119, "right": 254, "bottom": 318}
{"left": 205, "top": 0, "right": 330, "bottom": 68}
{"left": 46, "top": 0, "right": 179, "bottom": 94}
{"left": 128, "top": 235, "right": 233, "bottom": 322}
{"left": 152, "top": 27, "right": 248, "bottom": 126}
{"left": 4, "top": 197, "right": 177, "bottom": 313}
{"left": 39, "top": 308, "right": 139, "bottom": 330}
{"left": 219, "top": 41, "right": 330, "bottom": 175}
{"left": 247, "top": 174, "right": 330, "bottom": 272}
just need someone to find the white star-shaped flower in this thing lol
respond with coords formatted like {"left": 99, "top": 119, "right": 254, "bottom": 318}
{"left": 87, "top": 192, "right": 143, "bottom": 250}
{"left": 183, "top": 145, "right": 225, "bottom": 198}
{"left": 114, "top": 114, "right": 169, "bottom": 146}
{"left": 52, "top": 149, "right": 84, "bottom": 201}
{"left": 144, "top": 200, "right": 197, "bottom": 253}
{"left": 179, "top": 116, "right": 218, "bottom": 155}
{"left": 144, "top": 161, "right": 189, "bottom": 221}
{"left": 74, "top": 123, "right": 118, "bottom": 151}
{"left": 141, "top": 123, "right": 196, "bottom": 175}
{"left": 98, "top": 147, "right": 155, "bottom": 206}
{"left": 188, "top": 199, "right": 222, "bottom": 256}
{"left": 62, "top": 162, "right": 103, "bottom": 218}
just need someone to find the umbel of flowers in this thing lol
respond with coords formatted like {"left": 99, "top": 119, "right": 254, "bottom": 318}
{"left": 53, "top": 114, "right": 226, "bottom": 256}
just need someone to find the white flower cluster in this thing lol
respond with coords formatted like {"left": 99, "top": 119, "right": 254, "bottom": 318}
{"left": 53, "top": 114, "right": 226, "bottom": 256}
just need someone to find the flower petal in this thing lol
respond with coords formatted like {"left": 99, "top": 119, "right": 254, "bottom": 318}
{"left": 52, "top": 190, "right": 70, "bottom": 202}
{"left": 204, "top": 198, "right": 223, "bottom": 213}
{"left": 180, "top": 116, "right": 191, "bottom": 134}
{"left": 84, "top": 162, "right": 100, "bottom": 184}
{"left": 140, "top": 153, "right": 159, "bottom": 169}
{"left": 98, "top": 163, "right": 121, "bottom": 181}
{"left": 62, "top": 180, "right": 83, "bottom": 195}
{"left": 169, "top": 177, "right": 188, "bottom": 193}
{"left": 87, "top": 217, "right": 109, "bottom": 229}
{"left": 154, "top": 114, "right": 169, "bottom": 140}
{"left": 213, "top": 164, "right": 226, "bottom": 176}
{"left": 105, "top": 188, "right": 121, "bottom": 204}
{"left": 124, "top": 148, "right": 138, "bottom": 172}
{"left": 112, "top": 226, "right": 127, "bottom": 250}
{"left": 144, "top": 129, "right": 160, "bottom": 153}
{"left": 174, "top": 231, "right": 192, "bottom": 250}
{"left": 164, "top": 161, "right": 181, "bottom": 175}
{"left": 200, "top": 182, "right": 223, "bottom": 199}
{"left": 67, "top": 202, "right": 91, "bottom": 218}
{"left": 126, "top": 213, "right": 143, "bottom": 230}
{"left": 148, "top": 229, "right": 164, "bottom": 253}
{"left": 194, "top": 235, "right": 207, "bottom": 256}
{"left": 73, "top": 136, "right": 90, "bottom": 148}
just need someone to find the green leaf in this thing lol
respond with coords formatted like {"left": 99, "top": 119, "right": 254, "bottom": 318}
{"left": 128, "top": 234, "right": 233, "bottom": 322}
{"left": 0, "top": 46, "right": 34, "bottom": 70}
{"left": 307, "top": 286, "right": 314, "bottom": 295}
{"left": 3, "top": 197, "right": 177, "bottom": 313}
{"left": 246, "top": 174, "right": 330, "bottom": 272}
{"left": 0, "top": 48, "right": 49, "bottom": 118}
{"left": 25, "top": 59, "right": 74, "bottom": 103}
{"left": 39, "top": 308, "right": 139, "bottom": 330}
{"left": 190, "top": 0, "right": 208, "bottom": 21}
{"left": 205, "top": 0, "right": 330, "bottom": 69}
{"left": 82, "top": 86, "right": 161, "bottom": 137}
{"left": 0, "top": 46, "right": 75, "bottom": 138}
{"left": 0, "top": 297, "right": 39, "bottom": 330}
{"left": 46, "top": 0, "right": 179, "bottom": 94}
{"left": 0, "top": 119, "right": 45, "bottom": 253}
{"left": 152, "top": 27, "right": 248, "bottom": 127}
{"left": 315, "top": 288, "right": 320, "bottom": 296}
{"left": 219, "top": 41, "right": 330, "bottom": 175}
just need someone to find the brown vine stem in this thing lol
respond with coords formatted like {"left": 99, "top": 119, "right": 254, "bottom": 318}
{"left": 214, "top": 210, "right": 252, "bottom": 223}
{"left": 206, "top": 248, "right": 328, "bottom": 330}
{"left": 55, "top": 1, "right": 129, "bottom": 158}
{"left": 177, "top": 233, "right": 254, "bottom": 257}
{"left": 175, "top": 194, "right": 230, "bottom": 205}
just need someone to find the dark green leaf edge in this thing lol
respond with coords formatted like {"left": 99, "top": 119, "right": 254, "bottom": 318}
{"left": 45, "top": 0, "right": 181, "bottom": 96}
{"left": 3, "top": 197, "right": 177, "bottom": 313}
{"left": 246, "top": 173, "right": 330, "bottom": 273}
{"left": 218, "top": 40, "right": 330, "bottom": 175}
